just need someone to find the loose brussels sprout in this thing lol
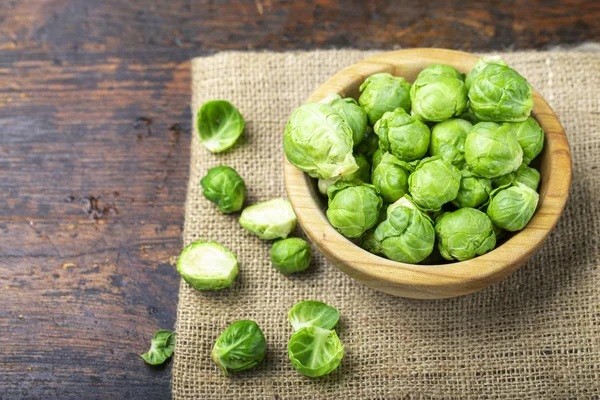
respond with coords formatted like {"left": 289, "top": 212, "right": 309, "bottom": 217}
{"left": 429, "top": 118, "right": 473, "bottom": 169}
{"left": 239, "top": 198, "right": 297, "bottom": 240}
{"left": 371, "top": 152, "right": 412, "bottom": 203}
{"left": 358, "top": 73, "right": 412, "bottom": 125}
{"left": 511, "top": 116, "right": 545, "bottom": 165}
{"left": 270, "top": 238, "right": 312, "bottom": 275}
{"left": 140, "top": 330, "right": 175, "bottom": 366}
{"left": 465, "top": 56, "right": 507, "bottom": 89}
{"left": 359, "top": 229, "right": 383, "bottom": 255}
{"left": 435, "top": 208, "right": 496, "bottom": 261}
{"left": 177, "top": 241, "right": 238, "bottom": 291}
{"left": 354, "top": 126, "right": 379, "bottom": 157}
{"left": 212, "top": 320, "right": 266, "bottom": 376}
{"left": 284, "top": 102, "right": 358, "bottom": 180}
{"left": 464, "top": 122, "right": 523, "bottom": 178}
{"left": 288, "top": 326, "right": 344, "bottom": 377}
{"left": 326, "top": 181, "right": 383, "bottom": 238}
{"left": 288, "top": 300, "right": 339, "bottom": 331}
{"left": 197, "top": 100, "right": 245, "bottom": 153}
{"left": 408, "top": 157, "right": 461, "bottom": 211}
{"left": 468, "top": 64, "right": 533, "bottom": 122}
{"left": 452, "top": 170, "right": 492, "bottom": 209}
{"left": 200, "top": 166, "right": 246, "bottom": 213}
{"left": 410, "top": 64, "right": 468, "bottom": 122}
{"left": 487, "top": 183, "right": 539, "bottom": 231}
{"left": 320, "top": 94, "right": 368, "bottom": 146}
{"left": 374, "top": 108, "right": 430, "bottom": 161}
{"left": 492, "top": 164, "right": 541, "bottom": 191}
{"left": 373, "top": 196, "right": 435, "bottom": 263}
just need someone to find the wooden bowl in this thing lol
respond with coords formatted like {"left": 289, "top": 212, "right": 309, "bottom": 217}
{"left": 283, "top": 48, "right": 572, "bottom": 299}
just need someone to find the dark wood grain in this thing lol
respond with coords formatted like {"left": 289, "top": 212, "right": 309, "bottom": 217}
{"left": 0, "top": 1, "right": 598, "bottom": 399}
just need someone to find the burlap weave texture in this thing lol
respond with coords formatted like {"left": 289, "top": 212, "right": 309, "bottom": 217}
{"left": 173, "top": 50, "right": 600, "bottom": 399}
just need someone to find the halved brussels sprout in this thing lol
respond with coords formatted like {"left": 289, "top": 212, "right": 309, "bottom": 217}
{"left": 487, "top": 183, "right": 539, "bottom": 231}
{"left": 197, "top": 100, "right": 245, "bottom": 153}
{"left": 326, "top": 181, "right": 383, "bottom": 238}
{"left": 270, "top": 238, "right": 312, "bottom": 275}
{"left": 358, "top": 73, "right": 412, "bottom": 125}
{"left": 284, "top": 102, "right": 358, "bottom": 180}
{"left": 468, "top": 64, "right": 533, "bottom": 122}
{"left": 408, "top": 156, "right": 461, "bottom": 211}
{"left": 464, "top": 122, "right": 523, "bottom": 178}
{"left": 239, "top": 198, "right": 297, "bottom": 240}
{"left": 288, "top": 300, "right": 339, "bottom": 331}
{"left": 177, "top": 241, "right": 238, "bottom": 291}
{"left": 373, "top": 196, "right": 435, "bottom": 263}
{"left": 140, "top": 330, "right": 175, "bottom": 366}
{"left": 320, "top": 94, "right": 368, "bottom": 146}
{"left": 200, "top": 166, "right": 246, "bottom": 213}
{"left": 371, "top": 152, "right": 412, "bottom": 203}
{"left": 510, "top": 116, "right": 545, "bottom": 165}
{"left": 212, "top": 320, "right": 266, "bottom": 376}
{"left": 452, "top": 170, "right": 492, "bottom": 209}
{"left": 429, "top": 118, "right": 473, "bottom": 169}
{"left": 465, "top": 56, "right": 507, "bottom": 89}
{"left": 374, "top": 108, "right": 430, "bottom": 161}
{"left": 492, "top": 164, "right": 541, "bottom": 191}
{"left": 288, "top": 326, "right": 344, "bottom": 377}
{"left": 354, "top": 126, "right": 379, "bottom": 157}
{"left": 410, "top": 64, "right": 468, "bottom": 122}
{"left": 435, "top": 208, "right": 496, "bottom": 261}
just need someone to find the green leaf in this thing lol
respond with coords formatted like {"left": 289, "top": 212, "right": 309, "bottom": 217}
{"left": 140, "top": 330, "right": 175, "bottom": 366}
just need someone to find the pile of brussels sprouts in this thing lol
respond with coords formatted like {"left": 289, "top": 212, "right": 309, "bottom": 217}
{"left": 284, "top": 56, "right": 544, "bottom": 264}
{"left": 142, "top": 100, "right": 345, "bottom": 377}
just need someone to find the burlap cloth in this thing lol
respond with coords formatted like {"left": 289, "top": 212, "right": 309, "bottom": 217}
{"left": 173, "top": 50, "right": 600, "bottom": 399}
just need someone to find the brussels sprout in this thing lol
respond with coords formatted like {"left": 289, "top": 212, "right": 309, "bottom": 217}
{"left": 270, "top": 238, "right": 312, "bottom": 275}
{"left": 464, "top": 122, "right": 523, "bottom": 178}
{"left": 373, "top": 196, "right": 435, "bottom": 263}
{"left": 320, "top": 94, "right": 368, "bottom": 146}
{"left": 200, "top": 166, "right": 246, "bottom": 213}
{"left": 408, "top": 157, "right": 461, "bottom": 211}
{"left": 468, "top": 64, "right": 533, "bottom": 122}
{"left": 359, "top": 229, "right": 383, "bottom": 255}
{"left": 288, "top": 326, "right": 344, "bottom": 377}
{"left": 284, "top": 102, "right": 358, "bottom": 180}
{"left": 435, "top": 208, "right": 496, "bottom": 261}
{"left": 410, "top": 64, "right": 468, "bottom": 122}
{"left": 510, "top": 116, "right": 545, "bottom": 164}
{"left": 452, "top": 170, "right": 492, "bottom": 209}
{"left": 288, "top": 300, "right": 339, "bottom": 331}
{"left": 358, "top": 73, "right": 412, "bottom": 125}
{"left": 212, "top": 320, "right": 266, "bottom": 376}
{"left": 487, "top": 183, "right": 539, "bottom": 231}
{"left": 492, "top": 164, "right": 541, "bottom": 191}
{"left": 140, "top": 330, "right": 175, "bottom": 366}
{"left": 197, "top": 100, "right": 245, "bottom": 153}
{"left": 177, "top": 241, "right": 238, "bottom": 291}
{"left": 239, "top": 198, "right": 297, "bottom": 240}
{"left": 354, "top": 126, "right": 379, "bottom": 157}
{"left": 374, "top": 108, "right": 430, "bottom": 161}
{"left": 372, "top": 152, "right": 412, "bottom": 203}
{"left": 465, "top": 56, "right": 507, "bottom": 89}
{"left": 429, "top": 118, "right": 473, "bottom": 169}
{"left": 326, "top": 181, "right": 383, "bottom": 238}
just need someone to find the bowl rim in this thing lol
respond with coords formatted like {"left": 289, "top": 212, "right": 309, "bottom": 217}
{"left": 283, "top": 48, "right": 572, "bottom": 299}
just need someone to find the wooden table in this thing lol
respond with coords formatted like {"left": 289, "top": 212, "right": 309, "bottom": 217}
{"left": 1, "top": 1, "right": 598, "bottom": 398}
